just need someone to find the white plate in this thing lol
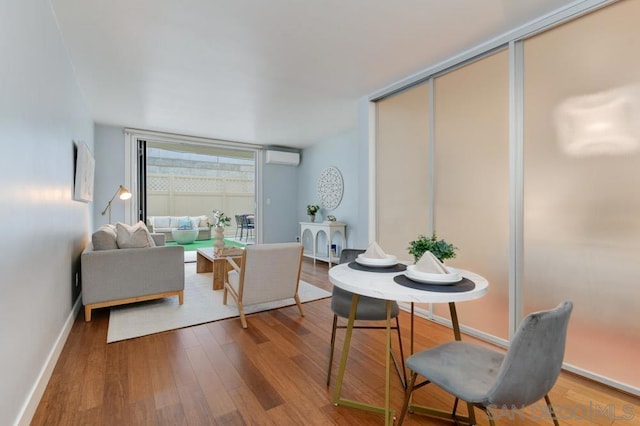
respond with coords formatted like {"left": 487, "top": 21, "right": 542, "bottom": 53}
{"left": 355, "top": 254, "right": 398, "bottom": 267}
{"left": 405, "top": 265, "right": 462, "bottom": 284}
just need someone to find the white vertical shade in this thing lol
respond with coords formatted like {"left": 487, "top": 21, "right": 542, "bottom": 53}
{"left": 375, "top": 83, "right": 430, "bottom": 262}
{"left": 523, "top": 0, "right": 640, "bottom": 392}
{"left": 432, "top": 49, "right": 511, "bottom": 340}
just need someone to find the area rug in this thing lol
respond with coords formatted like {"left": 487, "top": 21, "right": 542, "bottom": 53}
{"left": 184, "top": 251, "right": 197, "bottom": 263}
{"left": 107, "top": 263, "right": 331, "bottom": 343}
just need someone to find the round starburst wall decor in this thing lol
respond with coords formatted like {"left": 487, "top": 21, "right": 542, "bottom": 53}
{"left": 317, "top": 166, "right": 344, "bottom": 210}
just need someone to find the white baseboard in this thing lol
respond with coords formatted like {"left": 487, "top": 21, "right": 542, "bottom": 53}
{"left": 15, "top": 295, "right": 82, "bottom": 426}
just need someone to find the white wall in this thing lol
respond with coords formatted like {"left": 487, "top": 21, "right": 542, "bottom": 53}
{"left": 0, "top": 1, "right": 94, "bottom": 424}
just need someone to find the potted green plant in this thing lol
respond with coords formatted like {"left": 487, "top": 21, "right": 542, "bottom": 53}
{"left": 213, "top": 210, "right": 231, "bottom": 227}
{"left": 408, "top": 233, "right": 457, "bottom": 263}
{"left": 306, "top": 204, "right": 320, "bottom": 222}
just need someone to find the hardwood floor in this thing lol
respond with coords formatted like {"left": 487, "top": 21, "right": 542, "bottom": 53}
{"left": 33, "top": 259, "right": 639, "bottom": 425}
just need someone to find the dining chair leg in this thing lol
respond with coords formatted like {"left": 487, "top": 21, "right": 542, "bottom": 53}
{"left": 477, "top": 405, "right": 496, "bottom": 426}
{"left": 329, "top": 318, "right": 405, "bottom": 389}
{"left": 449, "top": 301, "right": 477, "bottom": 424}
{"left": 333, "top": 294, "right": 359, "bottom": 404}
{"left": 327, "top": 314, "right": 338, "bottom": 386}
{"left": 395, "top": 317, "right": 407, "bottom": 389}
{"left": 388, "top": 319, "right": 407, "bottom": 389}
{"left": 545, "top": 394, "right": 560, "bottom": 426}
{"left": 398, "top": 373, "right": 418, "bottom": 424}
{"left": 384, "top": 300, "right": 392, "bottom": 425}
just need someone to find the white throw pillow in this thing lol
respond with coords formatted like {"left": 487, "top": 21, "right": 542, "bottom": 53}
{"left": 92, "top": 224, "right": 118, "bottom": 250}
{"left": 191, "top": 215, "right": 209, "bottom": 228}
{"left": 116, "top": 221, "right": 156, "bottom": 249}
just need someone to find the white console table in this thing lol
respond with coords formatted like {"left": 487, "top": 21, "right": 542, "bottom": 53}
{"left": 300, "top": 221, "right": 347, "bottom": 267}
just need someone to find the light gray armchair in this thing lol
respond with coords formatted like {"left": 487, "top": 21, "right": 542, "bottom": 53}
{"left": 398, "top": 300, "right": 573, "bottom": 425}
{"left": 81, "top": 233, "right": 185, "bottom": 321}
{"left": 223, "top": 242, "right": 304, "bottom": 328}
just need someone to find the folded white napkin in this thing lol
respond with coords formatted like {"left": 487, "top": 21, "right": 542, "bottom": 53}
{"left": 414, "top": 251, "right": 449, "bottom": 274}
{"left": 363, "top": 241, "right": 387, "bottom": 259}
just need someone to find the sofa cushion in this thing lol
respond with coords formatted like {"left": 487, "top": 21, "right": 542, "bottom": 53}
{"left": 153, "top": 216, "right": 171, "bottom": 229}
{"left": 170, "top": 216, "right": 188, "bottom": 229}
{"left": 116, "top": 221, "right": 156, "bottom": 248}
{"left": 92, "top": 224, "right": 118, "bottom": 251}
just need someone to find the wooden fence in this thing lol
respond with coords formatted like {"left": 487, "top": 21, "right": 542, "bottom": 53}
{"left": 147, "top": 174, "right": 255, "bottom": 230}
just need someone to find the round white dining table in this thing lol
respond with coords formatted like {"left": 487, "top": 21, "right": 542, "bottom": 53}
{"left": 328, "top": 262, "right": 488, "bottom": 304}
{"left": 327, "top": 261, "right": 489, "bottom": 425}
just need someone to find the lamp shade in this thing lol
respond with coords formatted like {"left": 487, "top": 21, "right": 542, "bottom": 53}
{"left": 118, "top": 185, "right": 132, "bottom": 200}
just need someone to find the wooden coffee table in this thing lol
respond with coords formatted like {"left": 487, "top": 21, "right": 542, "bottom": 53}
{"left": 196, "top": 247, "right": 244, "bottom": 290}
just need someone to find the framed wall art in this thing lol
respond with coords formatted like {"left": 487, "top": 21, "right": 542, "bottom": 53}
{"left": 74, "top": 141, "right": 95, "bottom": 202}
{"left": 317, "top": 166, "right": 344, "bottom": 210}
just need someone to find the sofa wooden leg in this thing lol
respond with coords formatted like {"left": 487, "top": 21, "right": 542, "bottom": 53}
{"left": 84, "top": 305, "right": 92, "bottom": 322}
{"left": 178, "top": 291, "right": 184, "bottom": 305}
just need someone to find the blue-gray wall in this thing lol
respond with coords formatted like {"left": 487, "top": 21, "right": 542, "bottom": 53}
{"left": 94, "top": 124, "right": 127, "bottom": 227}
{"left": 261, "top": 161, "right": 299, "bottom": 243}
{"left": 296, "top": 126, "right": 368, "bottom": 250}
{"left": 1, "top": 1, "right": 94, "bottom": 423}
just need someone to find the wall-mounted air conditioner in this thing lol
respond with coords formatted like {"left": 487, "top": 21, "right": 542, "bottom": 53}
{"left": 265, "top": 150, "right": 300, "bottom": 166}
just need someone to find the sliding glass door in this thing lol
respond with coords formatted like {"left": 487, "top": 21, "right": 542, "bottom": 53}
{"left": 139, "top": 140, "right": 257, "bottom": 242}
{"left": 522, "top": 0, "right": 640, "bottom": 390}
{"left": 373, "top": 0, "right": 640, "bottom": 395}
{"left": 376, "top": 82, "right": 431, "bottom": 261}
{"left": 432, "top": 49, "right": 510, "bottom": 340}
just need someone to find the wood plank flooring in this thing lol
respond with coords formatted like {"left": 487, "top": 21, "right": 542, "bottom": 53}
{"left": 33, "top": 259, "right": 639, "bottom": 425}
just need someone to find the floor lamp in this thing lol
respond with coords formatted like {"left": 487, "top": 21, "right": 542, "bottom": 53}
{"left": 101, "top": 185, "right": 132, "bottom": 223}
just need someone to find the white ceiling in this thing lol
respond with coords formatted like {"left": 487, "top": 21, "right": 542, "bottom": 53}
{"left": 51, "top": 0, "right": 582, "bottom": 148}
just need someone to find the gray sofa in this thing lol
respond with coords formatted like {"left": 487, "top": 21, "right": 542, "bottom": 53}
{"left": 81, "top": 231, "right": 185, "bottom": 321}
{"left": 147, "top": 215, "right": 211, "bottom": 242}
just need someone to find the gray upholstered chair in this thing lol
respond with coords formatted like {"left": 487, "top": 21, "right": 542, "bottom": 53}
{"left": 327, "top": 249, "right": 407, "bottom": 388}
{"left": 224, "top": 242, "right": 304, "bottom": 328}
{"left": 398, "top": 300, "right": 573, "bottom": 425}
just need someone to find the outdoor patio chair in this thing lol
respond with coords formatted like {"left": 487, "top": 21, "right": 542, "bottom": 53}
{"left": 234, "top": 214, "right": 244, "bottom": 240}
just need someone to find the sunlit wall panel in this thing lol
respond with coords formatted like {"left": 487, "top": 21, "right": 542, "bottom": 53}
{"left": 523, "top": 0, "right": 640, "bottom": 389}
